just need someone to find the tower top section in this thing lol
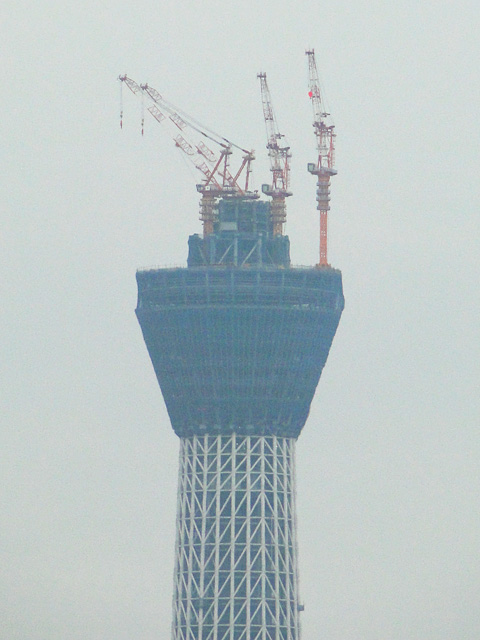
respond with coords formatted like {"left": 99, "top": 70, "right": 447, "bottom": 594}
{"left": 188, "top": 197, "right": 290, "bottom": 269}
{"left": 119, "top": 54, "right": 341, "bottom": 268}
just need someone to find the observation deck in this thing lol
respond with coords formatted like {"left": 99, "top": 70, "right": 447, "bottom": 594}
{"left": 136, "top": 265, "right": 343, "bottom": 438}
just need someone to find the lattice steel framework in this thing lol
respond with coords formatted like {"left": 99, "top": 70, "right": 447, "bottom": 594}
{"left": 173, "top": 435, "right": 300, "bottom": 640}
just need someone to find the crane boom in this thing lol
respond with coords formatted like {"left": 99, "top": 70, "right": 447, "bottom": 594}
{"left": 305, "top": 50, "right": 337, "bottom": 266}
{"left": 257, "top": 72, "right": 292, "bottom": 236}
{"left": 119, "top": 75, "right": 257, "bottom": 235}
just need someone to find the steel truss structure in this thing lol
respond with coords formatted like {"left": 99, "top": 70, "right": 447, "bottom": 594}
{"left": 173, "top": 435, "right": 300, "bottom": 640}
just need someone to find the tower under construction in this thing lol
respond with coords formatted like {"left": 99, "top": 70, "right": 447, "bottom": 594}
{"left": 123, "top": 52, "right": 343, "bottom": 640}
{"left": 136, "top": 198, "right": 344, "bottom": 640}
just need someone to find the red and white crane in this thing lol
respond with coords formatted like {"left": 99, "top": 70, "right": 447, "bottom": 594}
{"left": 305, "top": 50, "right": 337, "bottom": 266}
{"left": 257, "top": 72, "right": 292, "bottom": 236}
{"left": 119, "top": 75, "right": 256, "bottom": 236}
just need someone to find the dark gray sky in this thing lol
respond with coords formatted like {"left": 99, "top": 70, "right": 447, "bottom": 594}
{"left": 2, "top": 1, "right": 479, "bottom": 638}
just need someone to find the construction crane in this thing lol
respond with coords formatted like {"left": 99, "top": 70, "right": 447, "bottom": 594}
{"left": 257, "top": 72, "right": 292, "bottom": 237}
{"left": 119, "top": 75, "right": 257, "bottom": 236}
{"left": 305, "top": 50, "right": 337, "bottom": 267}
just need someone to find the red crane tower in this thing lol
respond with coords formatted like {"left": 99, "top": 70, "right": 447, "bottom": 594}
{"left": 305, "top": 49, "right": 337, "bottom": 266}
{"left": 257, "top": 72, "right": 292, "bottom": 236}
{"left": 119, "top": 75, "right": 256, "bottom": 236}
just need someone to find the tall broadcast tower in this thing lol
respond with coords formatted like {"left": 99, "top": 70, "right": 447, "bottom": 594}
{"left": 123, "top": 51, "right": 343, "bottom": 640}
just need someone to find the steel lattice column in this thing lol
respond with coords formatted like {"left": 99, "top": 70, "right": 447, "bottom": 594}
{"left": 172, "top": 435, "right": 300, "bottom": 640}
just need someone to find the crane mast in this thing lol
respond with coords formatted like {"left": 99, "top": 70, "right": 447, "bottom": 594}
{"left": 257, "top": 72, "right": 292, "bottom": 236}
{"left": 119, "top": 75, "right": 256, "bottom": 236}
{"left": 305, "top": 49, "right": 337, "bottom": 266}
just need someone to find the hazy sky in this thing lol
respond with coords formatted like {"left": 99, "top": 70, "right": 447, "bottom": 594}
{"left": 2, "top": 1, "right": 479, "bottom": 638}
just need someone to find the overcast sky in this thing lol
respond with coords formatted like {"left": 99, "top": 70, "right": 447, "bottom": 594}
{"left": 1, "top": 1, "right": 479, "bottom": 639}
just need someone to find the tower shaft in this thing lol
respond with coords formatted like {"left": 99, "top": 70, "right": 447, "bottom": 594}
{"left": 173, "top": 435, "right": 299, "bottom": 640}
{"left": 135, "top": 197, "right": 344, "bottom": 640}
